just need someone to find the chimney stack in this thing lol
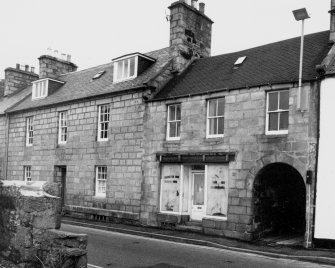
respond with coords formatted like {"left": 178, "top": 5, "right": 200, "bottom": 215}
{"left": 330, "top": 0, "right": 335, "bottom": 43}
{"left": 4, "top": 64, "right": 39, "bottom": 97}
{"left": 199, "top": 2, "right": 205, "bottom": 13}
{"left": 169, "top": 0, "right": 213, "bottom": 72}
{"left": 191, "top": 0, "right": 197, "bottom": 8}
{"left": 38, "top": 54, "right": 77, "bottom": 79}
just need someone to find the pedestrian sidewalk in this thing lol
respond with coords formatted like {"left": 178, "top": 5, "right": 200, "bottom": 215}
{"left": 62, "top": 217, "right": 335, "bottom": 267}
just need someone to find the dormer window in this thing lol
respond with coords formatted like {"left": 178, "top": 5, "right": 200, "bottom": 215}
{"left": 32, "top": 78, "right": 64, "bottom": 100}
{"left": 112, "top": 53, "right": 156, "bottom": 83}
{"left": 32, "top": 80, "right": 48, "bottom": 99}
{"left": 115, "top": 57, "right": 137, "bottom": 82}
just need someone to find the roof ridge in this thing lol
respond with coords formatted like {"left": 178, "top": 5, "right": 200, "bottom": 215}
{"left": 59, "top": 62, "right": 112, "bottom": 77}
{"left": 199, "top": 30, "right": 329, "bottom": 61}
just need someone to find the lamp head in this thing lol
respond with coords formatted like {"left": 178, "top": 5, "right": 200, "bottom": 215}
{"left": 293, "top": 8, "right": 310, "bottom": 21}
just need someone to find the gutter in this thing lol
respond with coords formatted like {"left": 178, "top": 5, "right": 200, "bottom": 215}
{"left": 5, "top": 85, "right": 147, "bottom": 115}
{"left": 147, "top": 78, "right": 318, "bottom": 103}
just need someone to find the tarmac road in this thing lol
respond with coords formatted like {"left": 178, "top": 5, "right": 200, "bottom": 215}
{"left": 61, "top": 223, "right": 334, "bottom": 268}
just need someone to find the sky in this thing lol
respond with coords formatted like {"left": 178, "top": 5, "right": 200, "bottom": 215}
{"left": 0, "top": 0, "right": 330, "bottom": 79}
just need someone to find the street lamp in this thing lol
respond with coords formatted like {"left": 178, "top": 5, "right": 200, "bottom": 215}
{"left": 292, "top": 8, "right": 310, "bottom": 110}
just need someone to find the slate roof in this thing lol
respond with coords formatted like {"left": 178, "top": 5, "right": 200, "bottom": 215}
{"left": 7, "top": 47, "right": 172, "bottom": 113}
{"left": 153, "top": 31, "right": 331, "bottom": 100}
{"left": 0, "top": 86, "right": 32, "bottom": 115}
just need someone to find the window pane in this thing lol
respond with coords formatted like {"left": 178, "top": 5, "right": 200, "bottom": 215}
{"left": 268, "top": 113, "right": 279, "bottom": 131}
{"left": 208, "top": 100, "right": 216, "bottom": 117}
{"left": 161, "top": 165, "right": 180, "bottom": 212}
{"left": 279, "top": 91, "right": 289, "bottom": 110}
{"left": 176, "top": 122, "right": 180, "bottom": 137}
{"left": 124, "top": 59, "right": 129, "bottom": 77}
{"left": 193, "top": 174, "right": 205, "bottom": 205}
{"left": 218, "top": 117, "right": 224, "bottom": 134}
{"left": 217, "top": 98, "right": 225, "bottom": 116}
{"left": 176, "top": 104, "right": 181, "bottom": 120}
{"left": 268, "top": 92, "right": 278, "bottom": 111}
{"left": 130, "top": 57, "right": 135, "bottom": 77}
{"left": 169, "top": 122, "right": 176, "bottom": 137}
{"left": 117, "top": 61, "right": 123, "bottom": 80}
{"left": 169, "top": 105, "right": 176, "bottom": 121}
{"left": 279, "top": 111, "right": 289, "bottom": 130}
{"left": 209, "top": 118, "right": 216, "bottom": 135}
{"left": 206, "top": 165, "right": 229, "bottom": 217}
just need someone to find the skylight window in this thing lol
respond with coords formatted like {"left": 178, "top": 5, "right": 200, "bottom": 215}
{"left": 92, "top": 70, "right": 105, "bottom": 80}
{"left": 234, "top": 56, "right": 247, "bottom": 66}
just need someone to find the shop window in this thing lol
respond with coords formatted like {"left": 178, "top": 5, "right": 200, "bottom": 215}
{"left": 160, "top": 165, "right": 181, "bottom": 213}
{"left": 206, "top": 165, "right": 229, "bottom": 218}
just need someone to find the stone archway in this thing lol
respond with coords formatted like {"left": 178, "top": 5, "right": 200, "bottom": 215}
{"left": 253, "top": 163, "right": 306, "bottom": 236}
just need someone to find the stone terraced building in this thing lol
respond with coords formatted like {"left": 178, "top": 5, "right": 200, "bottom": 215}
{"left": 1, "top": 0, "right": 335, "bottom": 247}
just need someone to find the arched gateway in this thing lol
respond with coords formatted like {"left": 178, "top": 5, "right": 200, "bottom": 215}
{"left": 253, "top": 163, "right": 306, "bottom": 237}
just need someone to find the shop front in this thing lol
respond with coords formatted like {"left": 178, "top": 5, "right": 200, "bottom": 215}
{"left": 156, "top": 152, "right": 235, "bottom": 225}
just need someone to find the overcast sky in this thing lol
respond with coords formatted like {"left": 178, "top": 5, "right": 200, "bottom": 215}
{"left": 0, "top": 0, "right": 330, "bottom": 79}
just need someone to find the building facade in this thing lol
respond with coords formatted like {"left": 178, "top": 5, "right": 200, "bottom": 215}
{"left": 1, "top": 0, "right": 335, "bottom": 247}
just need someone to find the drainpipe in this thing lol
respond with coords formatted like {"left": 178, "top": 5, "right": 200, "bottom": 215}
{"left": 4, "top": 113, "right": 10, "bottom": 180}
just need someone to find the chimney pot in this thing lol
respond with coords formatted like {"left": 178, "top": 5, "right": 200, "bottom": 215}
{"left": 16, "top": 64, "right": 20, "bottom": 70}
{"left": 191, "top": 0, "right": 198, "bottom": 8}
{"left": 31, "top": 66, "right": 35, "bottom": 73}
{"left": 67, "top": 54, "right": 72, "bottom": 62}
{"left": 199, "top": 2, "right": 205, "bottom": 13}
{"left": 25, "top": 65, "right": 29, "bottom": 72}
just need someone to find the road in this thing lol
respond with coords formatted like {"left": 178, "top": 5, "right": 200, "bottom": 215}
{"left": 61, "top": 224, "right": 333, "bottom": 268}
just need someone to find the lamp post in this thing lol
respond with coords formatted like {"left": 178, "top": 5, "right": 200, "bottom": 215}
{"left": 292, "top": 8, "right": 310, "bottom": 110}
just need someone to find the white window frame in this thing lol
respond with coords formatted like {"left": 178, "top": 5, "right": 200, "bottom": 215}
{"left": 113, "top": 56, "right": 138, "bottom": 83}
{"left": 58, "top": 111, "right": 68, "bottom": 144}
{"left": 26, "top": 116, "right": 34, "bottom": 146}
{"left": 95, "top": 166, "right": 107, "bottom": 197}
{"left": 206, "top": 98, "right": 225, "bottom": 138}
{"left": 265, "top": 90, "right": 289, "bottom": 135}
{"left": 97, "top": 105, "right": 110, "bottom": 142}
{"left": 167, "top": 104, "right": 181, "bottom": 141}
{"left": 24, "top": 166, "right": 31, "bottom": 182}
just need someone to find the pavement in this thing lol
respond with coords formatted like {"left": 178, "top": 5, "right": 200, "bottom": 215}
{"left": 62, "top": 216, "right": 335, "bottom": 267}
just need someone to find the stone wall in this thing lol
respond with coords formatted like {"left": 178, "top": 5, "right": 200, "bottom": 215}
{"left": 0, "top": 180, "right": 87, "bottom": 267}
{"left": 6, "top": 92, "right": 144, "bottom": 222}
{"left": 143, "top": 82, "right": 318, "bottom": 241}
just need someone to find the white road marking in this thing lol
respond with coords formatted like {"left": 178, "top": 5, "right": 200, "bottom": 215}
{"left": 88, "top": 264, "right": 104, "bottom": 268}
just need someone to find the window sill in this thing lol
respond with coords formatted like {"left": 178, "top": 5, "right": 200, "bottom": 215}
{"left": 264, "top": 133, "right": 288, "bottom": 138}
{"left": 203, "top": 216, "right": 227, "bottom": 221}
{"left": 93, "top": 195, "right": 106, "bottom": 200}
{"left": 206, "top": 135, "right": 224, "bottom": 139}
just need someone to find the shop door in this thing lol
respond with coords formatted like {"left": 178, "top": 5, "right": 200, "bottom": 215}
{"left": 191, "top": 173, "right": 205, "bottom": 221}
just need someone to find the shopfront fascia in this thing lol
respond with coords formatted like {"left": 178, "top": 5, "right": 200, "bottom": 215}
{"left": 156, "top": 152, "right": 235, "bottom": 222}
